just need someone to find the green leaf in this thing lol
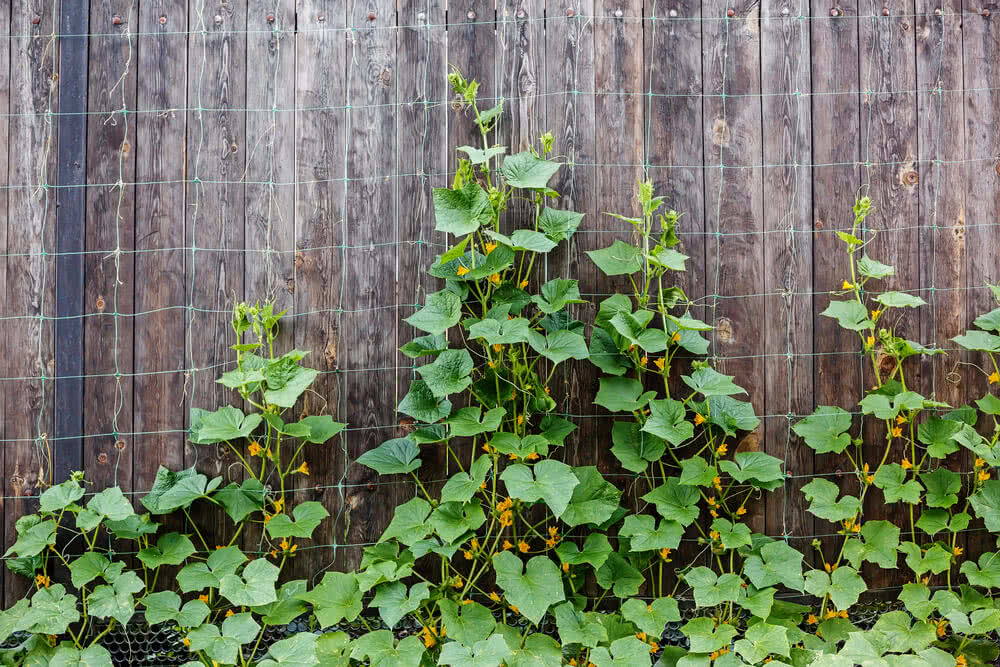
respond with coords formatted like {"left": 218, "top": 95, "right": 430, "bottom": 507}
{"left": 48, "top": 645, "right": 115, "bottom": 667}
{"left": 682, "top": 618, "right": 738, "bottom": 653}
{"left": 875, "top": 291, "right": 926, "bottom": 308}
{"left": 802, "top": 478, "right": 861, "bottom": 522}
{"left": 137, "top": 532, "right": 195, "bottom": 568}
{"left": 642, "top": 478, "right": 700, "bottom": 526}
{"left": 398, "top": 379, "right": 452, "bottom": 423}
{"left": 917, "top": 417, "right": 963, "bottom": 458}
{"left": 430, "top": 501, "right": 486, "bottom": 543}
{"left": 371, "top": 581, "right": 430, "bottom": 629}
{"left": 976, "top": 392, "right": 1000, "bottom": 415}
{"left": 85, "top": 487, "right": 135, "bottom": 525}
{"left": 400, "top": 333, "right": 449, "bottom": 359}
{"left": 697, "top": 395, "right": 761, "bottom": 436}
{"left": 555, "top": 533, "right": 613, "bottom": 571}
{"left": 219, "top": 558, "right": 279, "bottom": 607}
{"left": 621, "top": 597, "right": 680, "bottom": 637}
{"left": 679, "top": 456, "right": 718, "bottom": 487}
{"left": 642, "top": 399, "right": 694, "bottom": 445}
{"left": 718, "top": 452, "right": 784, "bottom": 486}
{"left": 298, "top": 572, "right": 362, "bottom": 626}
{"left": 213, "top": 479, "right": 266, "bottom": 523}
{"left": 608, "top": 421, "right": 665, "bottom": 474}
{"left": 190, "top": 405, "right": 263, "bottom": 444}
{"left": 447, "top": 407, "right": 505, "bottom": 437}
{"left": 141, "top": 465, "right": 222, "bottom": 515}
{"left": 858, "top": 255, "right": 895, "bottom": 279}
{"left": 537, "top": 208, "right": 584, "bottom": 242}
{"left": 416, "top": 349, "right": 474, "bottom": 398}
{"left": 596, "top": 552, "right": 644, "bottom": 597}
{"left": 743, "top": 541, "right": 805, "bottom": 592}
{"left": 532, "top": 279, "right": 585, "bottom": 313}
{"left": 711, "top": 518, "right": 753, "bottom": 550}
{"left": 805, "top": 567, "right": 867, "bottom": 609}
{"left": 842, "top": 520, "right": 899, "bottom": 569}
{"left": 594, "top": 377, "right": 656, "bottom": 413}
{"left": 526, "top": 329, "right": 589, "bottom": 364}
{"left": 589, "top": 636, "right": 652, "bottom": 667}
{"left": 960, "top": 551, "right": 1000, "bottom": 588}
{"left": 682, "top": 367, "right": 746, "bottom": 397}
{"left": 39, "top": 479, "right": 85, "bottom": 513}
{"left": 953, "top": 329, "right": 1000, "bottom": 352}
{"left": 357, "top": 438, "right": 421, "bottom": 475}
{"left": 587, "top": 240, "right": 643, "bottom": 276}
{"left": 255, "top": 580, "right": 310, "bottom": 627}
{"left": 143, "top": 591, "right": 209, "bottom": 627}
{"left": 734, "top": 622, "right": 790, "bottom": 663}
{"left": 468, "top": 317, "right": 531, "bottom": 345}
{"left": 456, "top": 144, "right": 507, "bottom": 165}
{"left": 4, "top": 519, "right": 56, "bottom": 558}
{"left": 588, "top": 328, "right": 630, "bottom": 375}
{"left": 873, "top": 464, "right": 923, "bottom": 504}
{"left": 898, "top": 542, "right": 952, "bottom": 576}
{"left": 793, "top": 406, "right": 853, "bottom": 454}
{"left": 405, "top": 289, "right": 462, "bottom": 335}
{"left": 23, "top": 585, "right": 81, "bottom": 635}
{"left": 438, "top": 599, "right": 496, "bottom": 646}
{"left": 188, "top": 613, "right": 260, "bottom": 665}
{"left": 439, "top": 635, "right": 513, "bottom": 667}
{"left": 562, "top": 467, "right": 621, "bottom": 527}
{"left": 266, "top": 501, "right": 329, "bottom": 539}
{"left": 501, "top": 152, "right": 562, "bottom": 189}
{"left": 684, "top": 567, "right": 743, "bottom": 607}
{"left": 296, "top": 415, "right": 346, "bottom": 444}
{"left": 433, "top": 183, "right": 492, "bottom": 235}
{"left": 379, "top": 497, "right": 432, "bottom": 545}
{"left": 974, "top": 307, "right": 1000, "bottom": 332}
{"left": 257, "top": 632, "right": 320, "bottom": 667}
{"left": 821, "top": 299, "right": 874, "bottom": 331}
{"left": 351, "top": 632, "right": 424, "bottom": 667}
{"left": 492, "top": 551, "right": 565, "bottom": 624}
{"left": 88, "top": 570, "right": 144, "bottom": 625}
{"left": 552, "top": 602, "right": 608, "bottom": 648}
{"left": 176, "top": 546, "right": 246, "bottom": 593}
{"left": 920, "top": 467, "right": 960, "bottom": 508}
{"left": 501, "top": 460, "right": 579, "bottom": 518}
{"left": 970, "top": 480, "right": 1000, "bottom": 531}
{"left": 505, "top": 633, "right": 563, "bottom": 667}
{"left": 620, "top": 514, "right": 683, "bottom": 551}
{"left": 441, "top": 455, "right": 492, "bottom": 504}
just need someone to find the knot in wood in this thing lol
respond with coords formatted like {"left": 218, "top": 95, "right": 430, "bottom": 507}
{"left": 97, "top": 452, "right": 109, "bottom": 465}
{"left": 902, "top": 170, "right": 919, "bottom": 186}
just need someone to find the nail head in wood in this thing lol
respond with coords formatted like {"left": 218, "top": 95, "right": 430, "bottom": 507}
{"left": 112, "top": 15, "right": 122, "bottom": 24}
{"left": 727, "top": 7, "right": 735, "bottom": 16}
{"left": 214, "top": 14, "right": 223, "bottom": 24}
{"left": 614, "top": 8, "right": 624, "bottom": 17}
{"left": 567, "top": 7, "right": 576, "bottom": 15}
{"left": 266, "top": 14, "right": 275, "bottom": 22}
{"left": 830, "top": 7, "right": 841, "bottom": 15}
{"left": 516, "top": 9, "right": 526, "bottom": 17}
{"left": 467, "top": 10, "right": 476, "bottom": 19}
{"left": 881, "top": 6, "right": 889, "bottom": 14}
{"left": 32, "top": 15, "right": 40, "bottom": 24}
{"left": 984, "top": 8, "right": 991, "bottom": 16}
{"left": 669, "top": 8, "right": 679, "bottom": 15}
{"left": 368, "top": 11, "right": 376, "bottom": 20}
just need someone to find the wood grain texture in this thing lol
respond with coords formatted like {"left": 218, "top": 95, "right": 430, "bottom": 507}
{"left": 293, "top": 0, "right": 346, "bottom": 578}
{"left": 184, "top": 0, "right": 248, "bottom": 550}
{"left": 340, "top": 0, "right": 398, "bottom": 571}
{"left": 962, "top": 0, "right": 1000, "bottom": 570}
{"left": 761, "top": 0, "right": 814, "bottom": 548}
{"left": 84, "top": 0, "right": 137, "bottom": 513}
{"left": 809, "top": 0, "right": 862, "bottom": 568}
{"left": 448, "top": 0, "right": 497, "bottom": 173}
{"left": 702, "top": 0, "right": 765, "bottom": 534}
{"left": 0, "top": 0, "right": 10, "bottom": 598}
{"left": 5, "top": 0, "right": 58, "bottom": 605}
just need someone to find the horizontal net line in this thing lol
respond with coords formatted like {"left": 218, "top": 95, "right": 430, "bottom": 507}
{"left": 1, "top": 82, "right": 994, "bottom": 119}
{"left": 5, "top": 9, "right": 979, "bottom": 41}
{"left": 0, "top": 154, "right": 992, "bottom": 191}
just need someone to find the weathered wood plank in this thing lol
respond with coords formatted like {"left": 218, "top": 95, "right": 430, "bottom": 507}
{"left": 293, "top": 0, "right": 347, "bottom": 575}
{"left": 703, "top": 0, "right": 765, "bottom": 534}
{"left": 340, "top": 0, "right": 397, "bottom": 571}
{"left": 395, "top": 0, "right": 447, "bottom": 507}
{"left": 184, "top": 0, "right": 248, "bottom": 550}
{"left": 5, "top": 0, "right": 59, "bottom": 604}
{"left": 84, "top": 0, "right": 137, "bottom": 514}
{"left": 0, "top": 0, "right": 10, "bottom": 598}
{"left": 810, "top": 0, "right": 862, "bottom": 571}
{"left": 916, "top": 0, "right": 966, "bottom": 560}
{"left": 962, "top": 0, "right": 1000, "bottom": 570}
{"left": 499, "top": 0, "right": 543, "bottom": 156}
{"left": 447, "top": 0, "right": 497, "bottom": 173}
{"left": 858, "top": 0, "right": 919, "bottom": 589}
{"left": 761, "top": 0, "right": 813, "bottom": 546}
{"left": 544, "top": 0, "right": 597, "bottom": 470}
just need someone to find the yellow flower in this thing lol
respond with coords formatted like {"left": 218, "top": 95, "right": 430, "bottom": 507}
{"left": 842, "top": 280, "right": 853, "bottom": 289}
{"left": 456, "top": 265, "right": 470, "bottom": 277}
{"left": 838, "top": 610, "right": 848, "bottom": 619}
{"left": 517, "top": 415, "right": 524, "bottom": 426}
{"left": 462, "top": 598, "right": 474, "bottom": 605}
{"left": 956, "top": 655, "right": 967, "bottom": 667}
{"left": 895, "top": 414, "right": 907, "bottom": 424}
{"left": 648, "top": 642, "right": 659, "bottom": 654}
{"left": 562, "top": 562, "right": 570, "bottom": 572}
{"left": 35, "top": 574, "right": 50, "bottom": 588}
{"left": 716, "top": 443, "right": 728, "bottom": 456}
{"left": 891, "top": 426, "right": 903, "bottom": 438}
{"left": 518, "top": 541, "right": 530, "bottom": 553}
{"left": 694, "top": 413, "right": 706, "bottom": 426}
{"left": 871, "top": 308, "right": 882, "bottom": 319}
{"left": 272, "top": 497, "right": 285, "bottom": 512}
{"left": 712, "top": 476, "right": 722, "bottom": 490}
{"left": 509, "top": 605, "right": 520, "bottom": 615}
{"left": 654, "top": 357, "right": 665, "bottom": 370}
{"left": 990, "top": 371, "right": 1000, "bottom": 385}
{"left": 544, "top": 386, "right": 551, "bottom": 395}
{"left": 976, "top": 457, "right": 986, "bottom": 468}
{"left": 525, "top": 452, "right": 539, "bottom": 460}
{"left": 452, "top": 576, "right": 463, "bottom": 589}
{"left": 297, "top": 461, "right": 309, "bottom": 475}
{"left": 280, "top": 538, "right": 291, "bottom": 551}
{"left": 489, "top": 591, "right": 501, "bottom": 602}
{"left": 519, "top": 279, "right": 529, "bottom": 288}
{"left": 639, "top": 356, "right": 648, "bottom": 367}
{"left": 484, "top": 242, "right": 497, "bottom": 255}
{"left": 901, "top": 457, "right": 912, "bottom": 470}
{"left": 710, "top": 530, "right": 720, "bottom": 541}
{"left": 248, "top": 441, "right": 262, "bottom": 456}
{"left": 671, "top": 332, "right": 681, "bottom": 343}
{"left": 488, "top": 273, "right": 501, "bottom": 285}
{"left": 198, "top": 594, "right": 209, "bottom": 603}
{"left": 709, "top": 509, "right": 718, "bottom": 518}
{"left": 470, "top": 538, "right": 479, "bottom": 550}
{"left": 659, "top": 547, "right": 672, "bottom": 561}
{"left": 706, "top": 496, "right": 717, "bottom": 507}
{"left": 806, "top": 614, "right": 818, "bottom": 625}
{"left": 502, "top": 540, "right": 513, "bottom": 550}
{"left": 493, "top": 343, "right": 502, "bottom": 353}
{"left": 736, "top": 506, "right": 747, "bottom": 516}
{"left": 636, "top": 632, "right": 647, "bottom": 642}
{"left": 225, "top": 609, "right": 235, "bottom": 617}
{"left": 866, "top": 335, "right": 875, "bottom": 348}
{"left": 463, "top": 550, "right": 473, "bottom": 560}
{"left": 183, "top": 637, "right": 191, "bottom": 647}
{"left": 500, "top": 510, "right": 513, "bottom": 527}
{"left": 953, "top": 546, "right": 963, "bottom": 556}
{"left": 980, "top": 469, "right": 991, "bottom": 482}
{"left": 824, "top": 609, "right": 837, "bottom": 619}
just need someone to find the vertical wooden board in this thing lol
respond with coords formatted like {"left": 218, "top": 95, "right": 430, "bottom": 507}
{"left": 294, "top": 0, "right": 346, "bottom": 577}
{"left": 544, "top": 0, "right": 597, "bottom": 469}
{"left": 395, "top": 0, "right": 446, "bottom": 498}
{"left": 84, "top": 0, "right": 137, "bottom": 506}
{"left": 592, "top": 0, "right": 643, "bottom": 475}
{"left": 5, "top": 0, "right": 58, "bottom": 604}
{"left": 858, "top": 0, "right": 919, "bottom": 588}
{"left": 761, "top": 0, "right": 813, "bottom": 544}
{"left": 810, "top": 0, "right": 861, "bottom": 566}
{"left": 339, "top": 0, "right": 397, "bottom": 572}
{"left": 0, "top": 0, "right": 10, "bottom": 598}
{"left": 185, "top": 0, "right": 248, "bottom": 549}
{"left": 702, "top": 0, "right": 765, "bottom": 533}
{"left": 133, "top": 0, "right": 187, "bottom": 513}
{"left": 915, "top": 0, "right": 965, "bottom": 557}
{"left": 498, "top": 0, "right": 544, "bottom": 156}
{"left": 962, "top": 2, "right": 1000, "bottom": 564}
{"left": 447, "top": 0, "right": 496, "bottom": 173}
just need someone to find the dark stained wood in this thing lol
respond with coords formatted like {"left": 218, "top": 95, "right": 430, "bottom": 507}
{"left": 184, "top": 0, "right": 248, "bottom": 550}
{"left": 293, "top": 0, "right": 347, "bottom": 577}
{"left": 0, "top": 0, "right": 10, "bottom": 598}
{"left": 447, "top": 0, "right": 497, "bottom": 173}
{"left": 340, "top": 0, "right": 398, "bottom": 571}
{"left": 809, "top": 0, "right": 862, "bottom": 569}
{"left": 84, "top": 0, "right": 137, "bottom": 516}
{"left": 915, "top": 0, "right": 967, "bottom": 561}
{"left": 761, "top": 0, "right": 814, "bottom": 551}
{"left": 962, "top": 0, "right": 1000, "bottom": 571}
{"left": 545, "top": 0, "right": 598, "bottom": 471}
{"left": 858, "top": 0, "right": 919, "bottom": 589}
{"left": 5, "top": 0, "right": 59, "bottom": 604}
{"left": 702, "top": 0, "right": 765, "bottom": 534}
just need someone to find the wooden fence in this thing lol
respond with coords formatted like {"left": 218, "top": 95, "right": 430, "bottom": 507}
{"left": 0, "top": 0, "right": 997, "bottom": 600}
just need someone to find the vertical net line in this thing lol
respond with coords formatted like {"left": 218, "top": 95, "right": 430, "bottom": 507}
{"left": 709, "top": 3, "right": 732, "bottom": 363}
{"left": 926, "top": 4, "right": 949, "bottom": 403}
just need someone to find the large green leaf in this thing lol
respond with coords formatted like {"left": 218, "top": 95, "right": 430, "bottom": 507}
{"left": 416, "top": 349, "right": 474, "bottom": 398}
{"left": 190, "top": 405, "right": 263, "bottom": 444}
{"left": 526, "top": 329, "right": 589, "bottom": 364}
{"left": 793, "top": 406, "right": 853, "bottom": 454}
{"left": 399, "top": 333, "right": 449, "bottom": 359}
{"left": 219, "top": 558, "right": 279, "bottom": 607}
{"left": 4, "top": 519, "right": 56, "bottom": 558}
{"left": 554, "top": 533, "right": 613, "bottom": 571}
{"left": 734, "top": 622, "right": 790, "bottom": 663}
{"left": 970, "top": 480, "right": 1000, "bottom": 531}
{"left": 641, "top": 399, "right": 694, "bottom": 445}
{"left": 595, "top": 552, "right": 644, "bottom": 597}
{"left": 141, "top": 466, "right": 222, "bottom": 515}
{"left": 430, "top": 501, "right": 486, "bottom": 544}
{"left": 371, "top": 581, "right": 430, "bottom": 629}
{"left": 295, "top": 415, "right": 346, "bottom": 444}
{"left": 804, "top": 567, "right": 867, "bottom": 609}
{"left": 405, "top": 290, "right": 462, "bottom": 335}
{"left": 873, "top": 464, "right": 923, "bottom": 504}
{"left": 379, "top": 497, "right": 433, "bottom": 545}
{"left": 682, "top": 367, "right": 746, "bottom": 397}
{"left": 641, "top": 477, "right": 700, "bottom": 526}
{"left": 594, "top": 377, "right": 656, "bottom": 413}
{"left": 142, "top": 591, "right": 210, "bottom": 628}
{"left": 468, "top": 317, "right": 531, "bottom": 345}
{"left": 357, "top": 438, "right": 421, "bottom": 475}
{"left": 439, "top": 635, "right": 513, "bottom": 667}
{"left": 257, "top": 632, "right": 320, "bottom": 667}
{"left": 437, "top": 599, "right": 496, "bottom": 646}
{"left": 953, "top": 329, "right": 1000, "bottom": 352}
{"left": 743, "top": 541, "right": 805, "bottom": 592}
{"left": 136, "top": 532, "right": 195, "bottom": 568}
{"left": 875, "top": 291, "right": 926, "bottom": 308}
{"left": 213, "top": 479, "right": 266, "bottom": 523}
{"left": 684, "top": 567, "right": 743, "bottom": 607}
{"left": 858, "top": 254, "right": 894, "bottom": 279}
{"left": 447, "top": 407, "right": 505, "bottom": 437}
{"left": 552, "top": 602, "right": 608, "bottom": 648}
{"left": 351, "top": 632, "right": 424, "bottom": 667}
{"left": 187, "top": 613, "right": 260, "bottom": 665}
{"left": 39, "top": 479, "right": 85, "bottom": 513}
{"left": 621, "top": 597, "right": 680, "bottom": 638}
{"left": 492, "top": 551, "right": 565, "bottom": 624}
{"left": 561, "top": 467, "right": 621, "bottom": 527}
{"left": 532, "top": 279, "right": 585, "bottom": 313}
{"left": 611, "top": 421, "right": 666, "bottom": 473}
{"left": 501, "top": 460, "right": 579, "bottom": 518}
{"left": 47, "top": 645, "right": 115, "bottom": 667}
{"left": 397, "top": 379, "right": 452, "bottom": 423}
{"left": 23, "top": 585, "right": 81, "bottom": 635}
{"left": 433, "top": 183, "right": 492, "bottom": 235}
{"left": 261, "top": 353, "right": 319, "bottom": 408}
{"left": 620, "top": 514, "right": 683, "bottom": 551}
{"left": 441, "top": 455, "right": 492, "bottom": 504}
{"left": 821, "top": 299, "right": 873, "bottom": 331}
{"left": 920, "top": 467, "right": 960, "bottom": 508}
{"left": 501, "top": 152, "right": 562, "bottom": 190}
{"left": 718, "top": 452, "right": 784, "bottom": 487}
{"left": 537, "top": 208, "right": 584, "bottom": 242}
{"left": 801, "top": 478, "right": 861, "bottom": 522}
{"left": 842, "top": 520, "right": 900, "bottom": 569}
{"left": 587, "top": 240, "right": 642, "bottom": 276}
{"left": 588, "top": 328, "right": 630, "bottom": 376}
{"left": 898, "top": 542, "right": 952, "bottom": 576}
{"left": 298, "top": 572, "right": 362, "bottom": 626}
{"left": 177, "top": 546, "right": 246, "bottom": 593}
{"left": 88, "top": 569, "right": 144, "bottom": 626}
{"left": 589, "top": 636, "right": 652, "bottom": 667}
{"left": 266, "top": 501, "right": 329, "bottom": 539}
